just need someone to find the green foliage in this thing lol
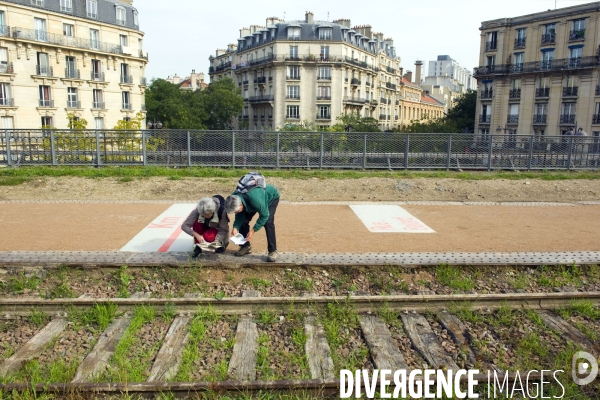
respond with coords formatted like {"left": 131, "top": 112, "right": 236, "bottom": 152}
{"left": 66, "top": 113, "right": 88, "bottom": 130}
{"left": 113, "top": 112, "right": 144, "bottom": 130}
{"left": 334, "top": 113, "right": 381, "bottom": 132}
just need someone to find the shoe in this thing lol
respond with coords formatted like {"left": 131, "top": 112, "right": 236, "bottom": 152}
{"left": 235, "top": 244, "right": 252, "bottom": 257}
{"left": 215, "top": 246, "right": 225, "bottom": 254}
{"left": 191, "top": 246, "right": 202, "bottom": 258}
{"left": 267, "top": 251, "right": 278, "bottom": 262}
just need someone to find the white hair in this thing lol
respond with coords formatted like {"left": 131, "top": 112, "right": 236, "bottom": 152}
{"left": 225, "top": 195, "right": 242, "bottom": 214}
{"left": 197, "top": 197, "right": 217, "bottom": 215}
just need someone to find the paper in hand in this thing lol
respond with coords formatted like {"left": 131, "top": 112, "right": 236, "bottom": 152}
{"left": 229, "top": 233, "right": 247, "bottom": 246}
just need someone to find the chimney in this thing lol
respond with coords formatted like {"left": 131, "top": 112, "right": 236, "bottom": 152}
{"left": 190, "top": 69, "right": 197, "bottom": 91}
{"left": 403, "top": 70, "right": 412, "bottom": 83}
{"left": 414, "top": 60, "right": 423, "bottom": 85}
{"left": 305, "top": 11, "right": 314, "bottom": 24}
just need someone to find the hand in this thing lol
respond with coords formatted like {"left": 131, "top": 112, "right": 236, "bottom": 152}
{"left": 195, "top": 233, "right": 205, "bottom": 244}
{"left": 245, "top": 229, "right": 254, "bottom": 242}
{"left": 232, "top": 228, "right": 238, "bottom": 236}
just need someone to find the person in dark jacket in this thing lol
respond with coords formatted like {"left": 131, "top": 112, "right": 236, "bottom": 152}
{"left": 182, "top": 196, "right": 229, "bottom": 258}
{"left": 224, "top": 184, "right": 280, "bottom": 262}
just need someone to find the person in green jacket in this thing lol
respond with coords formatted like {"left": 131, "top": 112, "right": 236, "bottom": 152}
{"left": 224, "top": 184, "right": 280, "bottom": 262}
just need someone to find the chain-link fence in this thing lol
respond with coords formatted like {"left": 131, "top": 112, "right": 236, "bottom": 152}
{"left": 1, "top": 129, "right": 599, "bottom": 170}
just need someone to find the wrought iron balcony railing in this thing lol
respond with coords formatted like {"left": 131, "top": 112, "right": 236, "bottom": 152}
{"left": 596, "top": 85, "right": 600, "bottom": 96}
{"left": 386, "top": 82, "right": 397, "bottom": 90}
{"left": 474, "top": 56, "right": 600, "bottom": 77}
{"left": 481, "top": 90, "right": 493, "bottom": 99}
{"left": 541, "top": 33, "right": 555, "bottom": 45}
{"left": 316, "top": 96, "right": 331, "bottom": 101}
{"left": 509, "top": 89, "right": 521, "bottom": 99}
{"left": 140, "top": 77, "right": 148, "bottom": 86}
{"left": 286, "top": 114, "right": 300, "bottom": 119}
{"left": 122, "top": 103, "right": 132, "bottom": 110}
{"left": 0, "top": 62, "right": 14, "bottom": 74}
{"left": 387, "top": 66, "right": 396, "bottom": 74}
{"left": 255, "top": 76, "right": 266, "bottom": 84}
{"left": 248, "top": 95, "right": 274, "bottom": 103}
{"left": 380, "top": 98, "right": 388, "bottom": 104}
{"left": 533, "top": 114, "right": 547, "bottom": 124}
{"left": 559, "top": 114, "right": 575, "bottom": 124}
{"left": 0, "top": 25, "right": 10, "bottom": 37}
{"left": 65, "top": 68, "right": 80, "bottom": 79}
{"left": 343, "top": 97, "right": 366, "bottom": 104}
{"left": 0, "top": 98, "right": 14, "bottom": 106}
{"left": 39, "top": 99, "right": 54, "bottom": 107}
{"left": 66, "top": 100, "right": 80, "bottom": 109}
{"left": 479, "top": 115, "right": 491, "bottom": 123}
{"left": 563, "top": 87, "right": 578, "bottom": 97}
{"left": 90, "top": 71, "right": 105, "bottom": 81}
{"left": 12, "top": 27, "right": 122, "bottom": 55}
{"left": 286, "top": 95, "right": 300, "bottom": 100}
{"left": 593, "top": 114, "right": 600, "bottom": 124}
{"left": 286, "top": 75, "right": 300, "bottom": 80}
{"left": 317, "top": 76, "right": 331, "bottom": 80}
{"left": 316, "top": 114, "right": 331, "bottom": 120}
{"left": 512, "top": 63, "right": 524, "bottom": 72}
{"left": 514, "top": 38, "right": 526, "bottom": 48}
{"left": 351, "top": 78, "right": 361, "bottom": 85}
{"left": 569, "top": 29, "right": 585, "bottom": 41}
{"left": 120, "top": 75, "right": 134, "bottom": 84}
{"left": 379, "top": 114, "right": 386, "bottom": 120}
{"left": 92, "top": 102, "right": 105, "bottom": 109}
{"left": 485, "top": 41, "right": 497, "bottom": 51}
{"left": 36, "top": 65, "right": 53, "bottom": 76}
{"left": 507, "top": 114, "right": 519, "bottom": 124}
{"left": 536, "top": 88, "right": 550, "bottom": 97}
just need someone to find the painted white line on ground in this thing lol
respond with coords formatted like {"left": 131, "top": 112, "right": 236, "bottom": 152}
{"left": 120, "top": 204, "right": 195, "bottom": 252}
{"left": 350, "top": 205, "right": 435, "bottom": 233}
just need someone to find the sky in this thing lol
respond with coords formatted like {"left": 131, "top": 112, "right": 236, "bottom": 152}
{"left": 138, "top": 0, "right": 594, "bottom": 81}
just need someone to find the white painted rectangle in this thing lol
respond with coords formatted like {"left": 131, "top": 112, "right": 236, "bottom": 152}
{"left": 120, "top": 204, "right": 195, "bottom": 252}
{"left": 350, "top": 205, "right": 435, "bottom": 233}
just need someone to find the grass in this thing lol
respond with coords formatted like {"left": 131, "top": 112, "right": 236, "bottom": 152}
{"left": 435, "top": 264, "right": 475, "bottom": 291}
{"left": 285, "top": 270, "right": 313, "bottom": 291}
{"left": 256, "top": 310, "right": 277, "bottom": 325}
{"left": 68, "top": 302, "right": 118, "bottom": 331}
{"left": 0, "top": 176, "right": 30, "bottom": 186}
{"left": 243, "top": 277, "right": 273, "bottom": 289}
{"left": 0, "top": 358, "right": 78, "bottom": 385}
{"left": 28, "top": 309, "right": 49, "bottom": 328}
{"left": 2, "top": 165, "right": 599, "bottom": 181}
{"left": 2, "top": 274, "right": 43, "bottom": 295}
{"left": 45, "top": 267, "right": 76, "bottom": 299}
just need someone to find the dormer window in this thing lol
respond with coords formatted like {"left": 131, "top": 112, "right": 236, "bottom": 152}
{"left": 319, "top": 28, "right": 332, "bottom": 40}
{"left": 116, "top": 6, "right": 126, "bottom": 26}
{"left": 288, "top": 26, "right": 301, "bottom": 40}
{"left": 133, "top": 11, "right": 138, "bottom": 27}
{"left": 86, "top": 0, "right": 97, "bottom": 19}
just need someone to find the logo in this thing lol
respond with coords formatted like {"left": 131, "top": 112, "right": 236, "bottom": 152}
{"left": 572, "top": 351, "right": 598, "bottom": 386}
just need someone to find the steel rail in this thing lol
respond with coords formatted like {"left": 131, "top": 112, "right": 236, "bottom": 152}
{"left": 1, "top": 292, "right": 599, "bottom": 318}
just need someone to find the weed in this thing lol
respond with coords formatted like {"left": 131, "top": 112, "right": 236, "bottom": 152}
{"left": 256, "top": 333, "right": 272, "bottom": 379}
{"left": 450, "top": 302, "right": 485, "bottom": 324}
{"left": 68, "top": 302, "right": 118, "bottom": 330}
{"left": 495, "top": 304, "right": 513, "bottom": 327}
{"left": 436, "top": 264, "right": 475, "bottom": 291}
{"left": 0, "top": 177, "right": 29, "bottom": 186}
{"left": 256, "top": 310, "right": 277, "bottom": 325}
{"left": 377, "top": 302, "right": 401, "bottom": 329}
{"left": 510, "top": 274, "right": 528, "bottom": 290}
{"left": 118, "top": 176, "right": 134, "bottom": 183}
{"left": 162, "top": 302, "right": 176, "bottom": 322}
{"left": 243, "top": 277, "right": 272, "bottom": 289}
{"left": 6, "top": 274, "right": 42, "bottom": 294}
{"left": 28, "top": 309, "right": 49, "bottom": 328}
{"left": 285, "top": 270, "right": 313, "bottom": 291}
{"left": 214, "top": 291, "right": 226, "bottom": 300}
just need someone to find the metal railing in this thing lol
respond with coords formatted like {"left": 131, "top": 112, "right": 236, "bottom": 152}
{"left": 2, "top": 130, "right": 598, "bottom": 170}
{"left": 560, "top": 114, "right": 575, "bottom": 124}
{"left": 316, "top": 114, "right": 331, "bottom": 120}
{"left": 343, "top": 97, "right": 365, "bottom": 104}
{"left": 91, "top": 72, "right": 105, "bottom": 81}
{"left": 507, "top": 114, "right": 519, "bottom": 124}
{"left": 65, "top": 68, "right": 80, "bottom": 79}
{"left": 122, "top": 103, "right": 132, "bottom": 110}
{"left": 533, "top": 114, "right": 547, "bottom": 124}
{"left": 120, "top": 75, "right": 134, "bottom": 84}
{"left": 66, "top": 100, "right": 80, "bottom": 109}
{"left": 92, "top": 102, "right": 105, "bottom": 109}
{"left": 481, "top": 90, "right": 493, "bottom": 99}
{"left": 36, "top": 65, "right": 53, "bottom": 77}
{"left": 0, "top": 98, "right": 14, "bottom": 106}
{"left": 248, "top": 95, "right": 274, "bottom": 103}
{"left": 351, "top": 78, "right": 361, "bottom": 85}
{"left": 486, "top": 41, "right": 497, "bottom": 51}
{"left": 479, "top": 115, "right": 491, "bottom": 123}
{"left": 0, "top": 62, "right": 14, "bottom": 74}
{"left": 541, "top": 33, "right": 555, "bottom": 45}
{"left": 12, "top": 27, "right": 122, "bottom": 55}
{"left": 474, "top": 55, "right": 600, "bottom": 77}
{"left": 514, "top": 38, "right": 526, "bottom": 48}
{"left": 536, "top": 88, "right": 550, "bottom": 97}
{"left": 563, "top": 87, "right": 578, "bottom": 97}
{"left": 593, "top": 114, "right": 600, "bottom": 124}
{"left": 509, "top": 89, "right": 521, "bottom": 99}
{"left": 569, "top": 29, "right": 585, "bottom": 41}
{"left": 0, "top": 25, "right": 10, "bottom": 37}
{"left": 39, "top": 99, "right": 54, "bottom": 107}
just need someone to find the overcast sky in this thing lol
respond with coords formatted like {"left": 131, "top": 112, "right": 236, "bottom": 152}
{"left": 139, "top": 0, "right": 592, "bottom": 81}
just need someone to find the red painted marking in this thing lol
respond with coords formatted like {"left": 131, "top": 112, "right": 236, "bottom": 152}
{"left": 148, "top": 217, "right": 181, "bottom": 229}
{"left": 370, "top": 221, "right": 395, "bottom": 231}
{"left": 157, "top": 222, "right": 185, "bottom": 253}
{"left": 395, "top": 217, "right": 427, "bottom": 231}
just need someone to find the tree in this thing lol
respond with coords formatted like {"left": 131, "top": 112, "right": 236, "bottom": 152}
{"left": 198, "top": 77, "right": 244, "bottom": 130}
{"left": 66, "top": 113, "right": 88, "bottom": 129}
{"left": 145, "top": 79, "right": 206, "bottom": 129}
{"left": 333, "top": 113, "right": 381, "bottom": 132}
{"left": 446, "top": 89, "right": 477, "bottom": 132}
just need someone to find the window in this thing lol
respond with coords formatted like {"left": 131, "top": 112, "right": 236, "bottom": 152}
{"left": 320, "top": 46, "right": 329, "bottom": 60}
{"left": 511, "top": 79, "right": 521, "bottom": 90}
{"left": 67, "top": 87, "right": 78, "bottom": 108}
{"left": 541, "top": 50, "right": 554, "bottom": 69}
{"left": 116, "top": 6, "right": 126, "bottom": 25}
{"left": 513, "top": 53, "right": 524, "bottom": 71}
{"left": 569, "top": 47, "right": 582, "bottom": 67}
{"left": 1, "top": 116, "right": 13, "bottom": 129}
{"left": 122, "top": 91, "right": 131, "bottom": 109}
{"left": 486, "top": 31, "right": 497, "bottom": 50}
{"left": 41, "top": 116, "right": 53, "bottom": 128}
{"left": 289, "top": 46, "right": 298, "bottom": 59}
{"left": 120, "top": 63, "right": 130, "bottom": 83}
{"left": 89, "top": 29, "right": 99, "bottom": 49}
{"left": 86, "top": 0, "right": 97, "bottom": 19}
{"left": 562, "top": 102, "right": 576, "bottom": 116}
{"left": 60, "top": 0, "right": 72, "bottom": 12}
{"left": 65, "top": 56, "right": 77, "bottom": 78}
{"left": 509, "top": 104, "right": 519, "bottom": 117}
{"left": 516, "top": 28, "right": 526, "bottom": 40}
{"left": 120, "top": 35, "right": 128, "bottom": 47}
{"left": 535, "top": 103, "right": 547, "bottom": 116}
{"left": 0, "top": 83, "right": 11, "bottom": 105}
{"left": 317, "top": 86, "right": 330, "bottom": 99}
{"left": 486, "top": 55, "right": 495, "bottom": 66}
{"left": 63, "top": 24, "right": 74, "bottom": 37}
{"left": 287, "top": 27, "right": 300, "bottom": 40}
{"left": 36, "top": 52, "right": 50, "bottom": 76}
{"left": 572, "top": 19, "right": 586, "bottom": 31}
{"left": 34, "top": 18, "right": 47, "bottom": 41}
{"left": 287, "top": 85, "right": 299, "bottom": 99}
{"left": 133, "top": 11, "right": 138, "bottom": 27}
{"left": 94, "top": 117, "right": 104, "bottom": 129}
{"left": 319, "top": 28, "right": 332, "bottom": 40}
{"left": 92, "top": 89, "right": 103, "bottom": 108}
{"left": 537, "top": 77, "right": 549, "bottom": 89}
{"left": 286, "top": 105, "right": 299, "bottom": 119}
{"left": 0, "top": 47, "right": 8, "bottom": 73}
{"left": 91, "top": 60, "right": 102, "bottom": 80}
{"left": 288, "top": 65, "right": 300, "bottom": 79}
{"left": 39, "top": 85, "right": 52, "bottom": 107}
{"left": 318, "top": 105, "right": 330, "bottom": 119}
{"left": 0, "top": 11, "right": 5, "bottom": 29}
{"left": 31, "top": 0, "right": 43, "bottom": 6}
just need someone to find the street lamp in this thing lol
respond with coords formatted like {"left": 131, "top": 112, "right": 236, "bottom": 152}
{"left": 146, "top": 120, "right": 163, "bottom": 129}
{"left": 496, "top": 125, "right": 508, "bottom": 133}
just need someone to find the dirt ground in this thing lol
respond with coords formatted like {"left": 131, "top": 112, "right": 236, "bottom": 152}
{"left": 1, "top": 176, "right": 600, "bottom": 203}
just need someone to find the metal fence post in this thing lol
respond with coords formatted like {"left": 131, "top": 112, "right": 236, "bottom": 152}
{"left": 95, "top": 130, "right": 101, "bottom": 167}
{"left": 567, "top": 136, "right": 574, "bottom": 170}
{"left": 527, "top": 136, "right": 534, "bottom": 171}
{"left": 362, "top": 134, "right": 367, "bottom": 169}
{"left": 276, "top": 132, "right": 280, "bottom": 169}
{"left": 187, "top": 131, "right": 192, "bottom": 167}
{"left": 232, "top": 131, "right": 236, "bottom": 168}
{"left": 49, "top": 129, "right": 56, "bottom": 165}
{"left": 142, "top": 131, "right": 147, "bottom": 166}
{"left": 319, "top": 132, "right": 324, "bottom": 169}
{"left": 5, "top": 130, "right": 11, "bottom": 166}
{"left": 404, "top": 135, "right": 409, "bottom": 169}
{"left": 487, "top": 134, "right": 494, "bottom": 171}
{"left": 446, "top": 135, "right": 452, "bottom": 170}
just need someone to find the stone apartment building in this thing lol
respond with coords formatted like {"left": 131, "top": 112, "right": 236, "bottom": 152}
{"left": 421, "top": 55, "right": 477, "bottom": 114}
{"left": 474, "top": 1, "right": 600, "bottom": 143}
{"left": 208, "top": 12, "right": 444, "bottom": 131}
{"left": 0, "top": 0, "right": 148, "bottom": 130}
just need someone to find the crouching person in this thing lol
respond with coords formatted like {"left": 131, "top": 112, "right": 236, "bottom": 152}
{"left": 224, "top": 185, "right": 280, "bottom": 262}
{"left": 182, "top": 195, "right": 229, "bottom": 258}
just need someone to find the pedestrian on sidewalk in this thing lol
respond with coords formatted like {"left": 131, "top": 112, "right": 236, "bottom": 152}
{"left": 224, "top": 184, "right": 280, "bottom": 262}
{"left": 181, "top": 195, "right": 229, "bottom": 258}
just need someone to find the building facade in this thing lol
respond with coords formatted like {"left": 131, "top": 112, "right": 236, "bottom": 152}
{"left": 166, "top": 70, "right": 208, "bottom": 91}
{"left": 0, "top": 0, "right": 148, "bottom": 130}
{"left": 421, "top": 55, "right": 476, "bottom": 114}
{"left": 209, "top": 12, "right": 443, "bottom": 131}
{"left": 474, "top": 1, "right": 600, "bottom": 141}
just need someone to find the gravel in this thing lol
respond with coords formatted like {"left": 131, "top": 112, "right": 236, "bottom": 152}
{"left": 0, "top": 319, "right": 39, "bottom": 362}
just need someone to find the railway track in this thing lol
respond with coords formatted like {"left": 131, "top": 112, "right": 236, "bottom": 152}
{"left": 1, "top": 290, "right": 599, "bottom": 398}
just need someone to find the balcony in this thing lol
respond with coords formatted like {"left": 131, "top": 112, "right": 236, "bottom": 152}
{"left": 485, "top": 41, "right": 497, "bottom": 51}
{"left": 481, "top": 90, "right": 493, "bottom": 99}
{"left": 370, "top": 99, "right": 378, "bottom": 106}
{"left": 0, "top": 25, "right": 10, "bottom": 38}
{"left": 243, "top": 80, "right": 249, "bottom": 85}
{"left": 386, "top": 82, "right": 397, "bottom": 90}
{"left": 248, "top": 95, "right": 274, "bottom": 103}
{"left": 66, "top": 100, "right": 81, "bottom": 109}
{"left": 92, "top": 101, "right": 105, "bottom": 109}
{"left": 512, "top": 63, "right": 524, "bottom": 72}
{"left": 569, "top": 29, "right": 585, "bottom": 41}
{"left": 122, "top": 103, "right": 132, "bottom": 110}
{"left": 36, "top": 65, "right": 53, "bottom": 77}
{"left": 541, "top": 33, "right": 555, "bottom": 45}
{"left": 344, "top": 77, "right": 348, "bottom": 82}
{"left": 117, "top": 19, "right": 126, "bottom": 26}
{"left": 387, "top": 115, "right": 391, "bottom": 120}
{"left": 387, "top": 66, "right": 396, "bottom": 74}
{"left": 140, "top": 77, "right": 147, "bottom": 86}
{"left": 365, "top": 80, "right": 371, "bottom": 86}
{"left": 563, "top": 87, "right": 578, "bottom": 97}
{"left": 286, "top": 114, "right": 300, "bottom": 119}
{"left": 242, "top": 115, "right": 249, "bottom": 119}
{"left": 380, "top": 98, "right": 388, "bottom": 104}
{"left": 593, "top": 114, "right": 600, "bottom": 124}
{"left": 64, "top": 68, "right": 80, "bottom": 79}
{"left": 514, "top": 38, "right": 526, "bottom": 48}
{"left": 479, "top": 115, "right": 491, "bottom": 123}
{"left": 12, "top": 27, "right": 122, "bottom": 55}
{"left": 286, "top": 75, "right": 300, "bottom": 80}
{"left": 344, "top": 56, "right": 368, "bottom": 69}
{"left": 39, "top": 99, "right": 54, "bottom": 108}
{"left": 286, "top": 95, "right": 300, "bottom": 100}
{"left": 559, "top": 114, "right": 575, "bottom": 125}
{"left": 316, "top": 113, "right": 331, "bottom": 120}
{"left": 343, "top": 96, "right": 366, "bottom": 104}
{"left": 0, "top": 62, "right": 14, "bottom": 74}
{"left": 395, "top": 116, "right": 399, "bottom": 120}
{"left": 474, "top": 55, "right": 600, "bottom": 77}
{"left": 90, "top": 71, "right": 105, "bottom": 81}
{"left": 141, "top": 104, "right": 146, "bottom": 111}
{"left": 215, "top": 62, "right": 231, "bottom": 72}
{"left": 316, "top": 96, "right": 331, "bottom": 101}
{"left": 255, "top": 76, "right": 266, "bottom": 84}
{"left": 0, "top": 98, "right": 14, "bottom": 106}
{"left": 120, "top": 75, "right": 134, "bottom": 84}
{"left": 507, "top": 114, "right": 519, "bottom": 124}
{"left": 395, "top": 100, "right": 399, "bottom": 105}
{"left": 351, "top": 78, "right": 361, "bottom": 86}
{"left": 533, "top": 114, "right": 547, "bottom": 124}
{"left": 596, "top": 85, "right": 600, "bottom": 96}
{"left": 379, "top": 114, "right": 386, "bottom": 120}
{"left": 568, "top": 58, "right": 582, "bottom": 68}
{"left": 253, "top": 115, "right": 258, "bottom": 120}
{"left": 317, "top": 76, "right": 331, "bottom": 81}
{"left": 536, "top": 88, "right": 549, "bottom": 98}
{"left": 509, "top": 89, "right": 521, "bottom": 99}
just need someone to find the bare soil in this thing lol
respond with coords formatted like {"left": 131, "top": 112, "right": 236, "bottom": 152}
{"left": 1, "top": 176, "right": 600, "bottom": 203}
